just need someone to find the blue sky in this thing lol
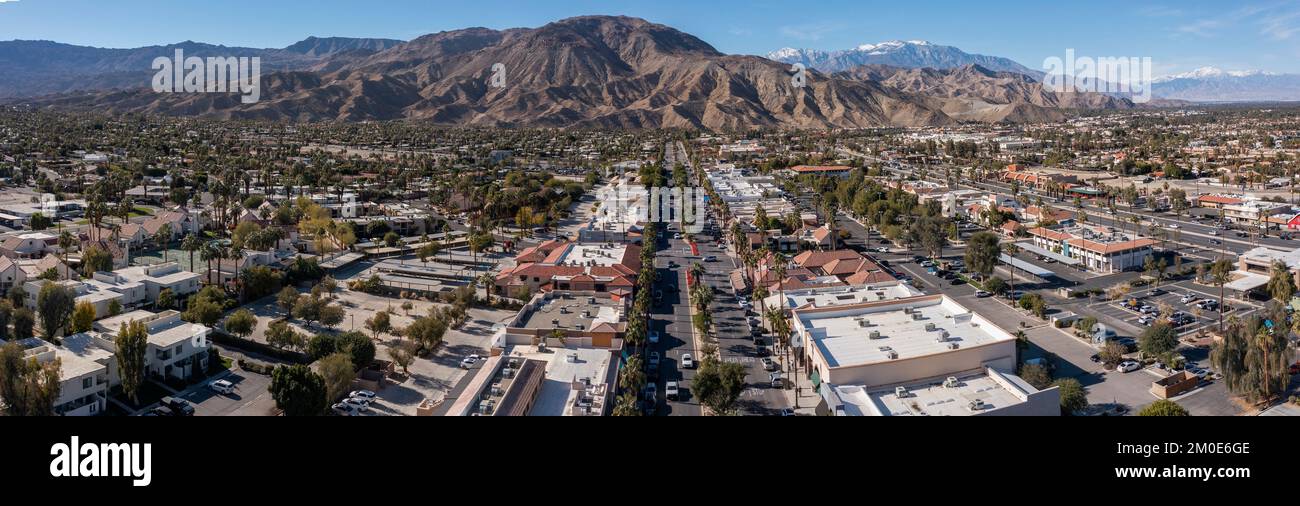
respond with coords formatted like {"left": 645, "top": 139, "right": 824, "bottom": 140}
{"left": 3, "top": 0, "right": 1300, "bottom": 76}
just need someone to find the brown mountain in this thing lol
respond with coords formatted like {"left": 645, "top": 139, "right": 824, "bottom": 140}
{"left": 835, "top": 64, "right": 1136, "bottom": 122}
{"left": 20, "top": 16, "right": 1128, "bottom": 128}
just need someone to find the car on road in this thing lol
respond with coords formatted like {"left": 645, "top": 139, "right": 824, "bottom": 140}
{"left": 761, "top": 357, "right": 778, "bottom": 371}
{"left": 331, "top": 403, "right": 357, "bottom": 416}
{"left": 975, "top": 290, "right": 991, "bottom": 298}
{"left": 1169, "top": 224, "right": 1180, "bottom": 229}
{"left": 769, "top": 373, "right": 785, "bottom": 388}
{"left": 681, "top": 354, "right": 695, "bottom": 369}
{"left": 703, "top": 255, "right": 718, "bottom": 262}
{"left": 341, "top": 397, "right": 371, "bottom": 412}
{"left": 673, "top": 233, "right": 683, "bottom": 240}
{"left": 1006, "top": 291, "right": 1025, "bottom": 300}
{"left": 665, "top": 381, "right": 680, "bottom": 401}
{"left": 875, "top": 247, "right": 889, "bottom": 253}
{"left": 1117, "top": 361, "right": 1142, "bottom": 373}
{"left": 949, "top": 278, "right": 966, "bottom": 286}
{"left": 208, "top": 379, "right": 235, "bottom": 394}
{"left": 1208, "top": 230, "right": 1219, "bottom": 236}
{"left": 648, "top": 331, "right": 660, "bottom": 344}
{"left": 648, "top": 351, "right": 661, "bottom": 369}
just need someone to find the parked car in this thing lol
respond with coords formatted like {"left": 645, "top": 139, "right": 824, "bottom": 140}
{"left": 780, "top": 408, "right": 796, "bottom": 417}
{"left": 769, "top": 373, "right": 785, "bottom": 388}
{"left": 761, "top": 357, "right": 778, "bottom": 371}
{"left": 975, "top": 290, "right": 991, "bottom": 298}
{"left": 208, "top": 379, "right": 235, "bottom": 394}
{"left": 1117, "top": 361, "right": 1142, "bottom": 373}
{"left": 331, "top": 403, "right": 357, "bottom": 416}
{"left": 644, "top": 383, "right": 658, "bottom": 403}
{"left": 1089, "top": 354, "right": 1101, "bottom": 363}
{"left": 648, "top": 331, "right": 661, "bottom": 344}
{"left": 681, "top": 354, "right": 695, "bottom": 369}
{"left": 648, "top": 351, "right": 661, "bottom": 369}
{"left": 341, "top": 397, "right": 371, "bottom": 412}
{"left": 755, "top": 344, "right": 770, "bottom": 357}
{"left": 350, "top": 390, "right": 376, "bottom": 400}
{"left": 1180, "top": 294, "right": 1197, "bottom": 304}
{"left": 665, "top": 382, "right": 680, "bottom": 401}
{"left": 460, "top": 355, "right": 480, "bottom": 369}
{"left": 161, "top": 396, "right": 195, "bottom": 416}
{"left": 149, "top": 406, "right": 174, "bottom": 416}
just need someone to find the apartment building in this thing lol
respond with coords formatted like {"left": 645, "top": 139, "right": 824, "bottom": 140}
{"left": 96, "top": 310, "right": 211, "bottom": 381}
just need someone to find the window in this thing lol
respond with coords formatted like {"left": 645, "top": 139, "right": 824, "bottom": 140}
{"left": 83, "top": 377, "right": 92, "bottom": 389}
{"left": 174, "top": 345, "right": 182, "bottom": 355}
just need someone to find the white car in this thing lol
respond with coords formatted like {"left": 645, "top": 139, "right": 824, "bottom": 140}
{"left": 349, "top": 390, "right": 376, "bottom": 400}
{"left": 648, "top": 331, "right": 660, "bottom": 344}
{"left": 761, "top": 357, "right": 778, "bottom": 371}
{"left": 331, "top": 403, "right": 357, "bottom": 416}
{"left": 1168, "top": 224, "right": 1180, "bottom": 229}
{"left": 665, "top": 382, "right": 680, "bottom": 401}
{"left": 1118, "top": 361, "right": 1142, "bottom": 373}
{"left": 208, "top": 379, "right": 235, "bottom": 394}
{"left": 340, "top": 397, "right": 371, "bottom": 412}
{"left": 460, "top": 355, "right": 481, "bottom": 369}
{"left": 681, "top": 354, "right": 695, "bottom": 369}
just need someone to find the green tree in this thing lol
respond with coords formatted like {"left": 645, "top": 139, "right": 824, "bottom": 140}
{"left": 12, "top": 308, "right": 34, "bottom": 340}
{"left": 1139, "top": 323, "right": 1179, "bottom": 357}
{"left": 965, "top": 232, "right": 1001, "bottom": 279}
{"left": 80, "top": 246, "right": 114, "bottom": 276}
{"left": 1209, "top": 259, "right": 1235, "bottom": 332}
{"left": 0, "top": 301, "right": 11, "bottom": 341}
{"left": 1053, "top": 378, "right": 1088, "bottom": 415}
{"left": 389, "top": 341, "right": 417, "bottom": 375}
{"left": 266, "top": 320, "right": 305, "bottom": 351}
{"left": 1267, "top": 260, "right": 1295, "bottom": 302}
{"left": 1139, "top": 399, "right": 1190, "bottom": 416}
{"left": 270, "top": 364, "right": 327, "bottom": 416}
{"left": 277, "top": 287, "right": 300, "bottom": 315}
{"left": 984, "top": 277, "right": 1008, "bottom": 295}
{"left": 71, "top": 301, "right": 96, "bottom": 334}
{"left": 319, "top": 303, "right": 346, "bottom": 329}
{"left": 223, "top": 309, "right": 257, "bottom": 339}
{"left": 690, "top": 358, "right": 748, "bottom": 415}
{"left": 0, "top": 342, "right": 61, "bottom": 416}
{"left": 383, "top": 231, "right": 401, "bottom": 248}
{"left": 337, "top": 331, "right": 376, "bottom": 370}
{"left": 115, "top": 320, "right": 148, "bottom": 405}
{"left": 317, "top": 352, "right": 357, "bottom": 403}
{"left": 36, "top": 281, "right": 76, "bottom": 340}
{"left": 1018, "top": 363, "right": 1053, "bottom": 390}
{"left": 365, "top": 311, "right": 392, "bottom": 340}
{"left": 156, "top": 288, "right": 175, "bottom": 310}
{"left": 182, "top": 295, "right": 223, "bottom": 326}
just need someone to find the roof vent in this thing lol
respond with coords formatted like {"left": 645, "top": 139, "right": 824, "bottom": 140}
{"left": 944, "top": 377, "right": 960, "bottom": 388}
{"left": 869, "top": 330, "right": 882, "bottom": 339}
{"left": 925, "top": 323, "right": 936, "bottom": 332}
{"left": 895, "top": 386, "right": 910, "bottom": 398}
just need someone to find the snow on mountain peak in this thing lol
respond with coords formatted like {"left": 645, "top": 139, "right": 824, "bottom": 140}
{"left": 1155, "top": 66, "right": 1280, "bottom": 82}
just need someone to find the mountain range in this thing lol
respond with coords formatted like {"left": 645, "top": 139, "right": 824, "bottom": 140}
{"left": 3, "top": 16, "right": 1147, "bottom": 128}
{"left": 1150, "top": 67, "right": 1300, "bottom": 103}
{"left": 769, "top": 40, "right": 1042, "bottom": 77}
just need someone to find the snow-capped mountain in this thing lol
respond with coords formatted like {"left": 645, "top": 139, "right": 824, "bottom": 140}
{"left": 1153, "top": 67, "right": 1278, "bottom": 83}
{"left": 1152, "top": 67, "right": 1300, "bottom": 102}
{"left": 767, "top": 40, "right": 1040, "bottom": 77}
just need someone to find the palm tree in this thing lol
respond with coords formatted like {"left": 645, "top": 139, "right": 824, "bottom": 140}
{"left": 1003, "top": 243, "right": 1021, "bottom": 298}
{"left": 1209, "top": 259, "right": 1235, "bottom": 333}
{"left": 57, "top": 229, "right": 75, "bottom": 280}
{"left": 182, "top": 234, "right": 202, "bottom": 273}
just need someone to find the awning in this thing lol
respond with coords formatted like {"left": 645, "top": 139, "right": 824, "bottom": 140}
{"left": 1000, "top": 253, "right": 1058, "bottom": 278}
{"left": 1015, "top": 242, "right": 1082, "bottom": 267}
{"left": 1225, "top": 272, "right": 1269, "bottom": 292}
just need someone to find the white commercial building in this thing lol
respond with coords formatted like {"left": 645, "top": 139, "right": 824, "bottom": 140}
{"left": 791, "top": 294, "right": 1059, "bottom": 416}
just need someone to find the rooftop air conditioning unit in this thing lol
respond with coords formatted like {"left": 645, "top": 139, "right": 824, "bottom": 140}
{"left": 912, "top": 313, "right": 924, "bottom": 321}
{"left": 944, "top": 377, "right": 960, "bottom": 388}
{"left": 503, "top": 368, "right": 516, "bottom": 378}
{"left": 902, "top": 307, "right": 913, "bottom": 314}
{"left": 552, "top": 319, "right": 561, "bottom": 326}
{"left": 969, "top": 399, "right": 986, "bottom": 412}
{"left": 869, "top": 330, "right": 882, "bottom": 339}
{"left": 509, "top": 359, "right": 519, "bottom": 367}
{"left": 947, "top": 342, "right": 960, "bottom": 350}
{"left": 858, "top": 319, "right": 870, "bottom": 328}
{"left": 925, "top": 323, "right": 936, "bottom": 332}
{"left": 895, "top": 386, "right": 910, "bottom": 398}
{"left": 886, "top": 350, "right": 899, "bottom": 360}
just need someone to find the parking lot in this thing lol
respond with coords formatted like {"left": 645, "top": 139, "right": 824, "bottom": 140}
{"left": 1087, "top": 280, "right": 1258, "bottom": 339}
{"left": 178, "top": 369, "right": 275, "bottom": 416}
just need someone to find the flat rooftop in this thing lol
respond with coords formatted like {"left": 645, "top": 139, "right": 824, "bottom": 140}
{"left": 517, "top": 293, "right": 622, "bottom": 331}
{"left": 512, "top": 345, "right": 615, "bottom": 416}
{"left": 838, "top": 370, "right": 1035, "bottom": 416}
{"left": 554, "top": 243, "right": 628, "bottom": 267}
{"left": 767, "top": 285, "right": 920, "bottom": 311}
{"left": 796, "top": 295, "right": 1014, "bottom": 369}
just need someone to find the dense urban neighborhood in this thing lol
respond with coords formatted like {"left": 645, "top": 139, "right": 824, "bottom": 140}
{"left": 0, "top": 104, "right": 1295, "bottom": 417}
